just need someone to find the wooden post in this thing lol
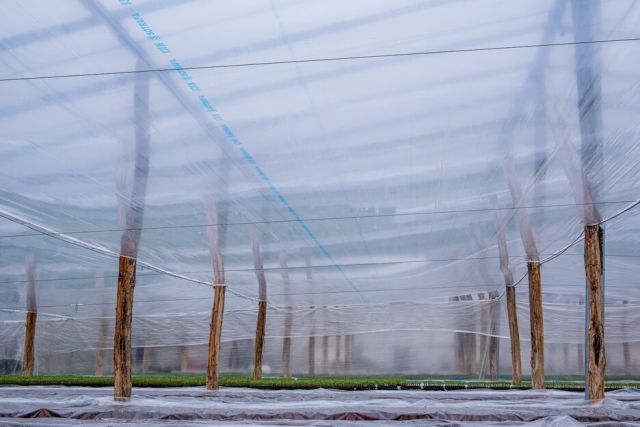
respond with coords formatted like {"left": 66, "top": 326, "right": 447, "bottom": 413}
{"left": 490, "top": 195, "right": 521, "bottom": 384}
{"left": 113, "top": 255, "right": 137, "bottom": 399}
{"left": 584, "top": 224, "right": 605, "bottom": 399}
{"left": 113, "top": 64, "right": 150, "bottom": 400}
{"left": 95, "top": 271, "right": 107, "bottom": 376}
{"left": 528, "top": 261, "right": 544, "bottom": 389}
{"left": 306, "top": 255, "right": 316, "bottom": 376}
{"left": 322, "top": 335, "right": 329, "bottom": 374}
{"left": 488, "top": 291, "right": 500, "bottom": 380}
{"left": 622, "top": 300, "right": 631, "bottom": 376}
{"left": 335, "top": 335, "right": 341, "bottom": 374}
{"left": 252, "top": 239, "right": 267, "bottom": 379}
{"left": 505, "top": 286, "right": 521, "bottom": 384}
{"left": 450, "top": 296, "right": 466, "bottom": 374}
{"left": 205, "top": 197, "right": 228, "bottom": 389}
{"left": 280, "top": 251, "right": 292, "bottom": 378}
{"left": 207, "top": 285, "right": 226, "bottom": 390}
{"left": 461, "top": 294, "right": 476, "bottom": 375}
{"left": 180, "top": 346, "right": 189, "bottom": 372}
{"left": 504, "top": 159, "right": 544, "bottom": 388}
{"left": 21, "top": 255, "right": 37, "bottom": 376}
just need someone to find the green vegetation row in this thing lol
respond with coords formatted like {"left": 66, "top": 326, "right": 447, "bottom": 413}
{"left": 0, "top": 375, "right": 638, "bottom": 391}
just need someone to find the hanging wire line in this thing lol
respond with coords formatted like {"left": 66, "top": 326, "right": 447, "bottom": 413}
{"left": 496, "top": 197, "right": 640, "bottom": 300}
{"left": 0, "top": 200, "right": 633, "bottom": 239}
{"left": 0, "top": 37, "right": 639, "bottom": 83}
{"left": 2, "top": 251, "right": 640, "bottom": 286}
{"left": 0, "top": 208, "right": 265, "bottom": 306}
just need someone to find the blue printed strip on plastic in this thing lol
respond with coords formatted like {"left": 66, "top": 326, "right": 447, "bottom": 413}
{"left": 121, "top": 0, "right": 365, "bottom": 302}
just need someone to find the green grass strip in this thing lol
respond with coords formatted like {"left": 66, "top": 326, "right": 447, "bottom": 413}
{"left": 0, "top": 375, "right": 638, "bottom": 391}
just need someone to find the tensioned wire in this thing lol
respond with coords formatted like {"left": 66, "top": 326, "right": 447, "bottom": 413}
{"left": 0, "top": 37, "right": 639, "bottom": 83}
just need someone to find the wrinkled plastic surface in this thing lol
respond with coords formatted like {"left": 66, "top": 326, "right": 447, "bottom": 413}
{"left": 1, "top": 387, "right": 640, "bottom": 425}
{"left": 1, "top": 0, "right": 640, "bottom": 377}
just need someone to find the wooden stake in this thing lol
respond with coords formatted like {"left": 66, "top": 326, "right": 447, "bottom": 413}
{"left": 623, "top": 300, "right": 631, "bottom": 376}
{"left": 490, "top": 196, "right": 521, "bottom": 384}
{"left": 21, "top": 255, "right": 36, "bottom": 376}
{"left": 322, "top": 335, "right": 329, "bottom": 374}
{"left": 308, "top": 335, "right": 316, "bottom": 375}
{"left": 180, "top": 346, "right": 189, "bottom": 372}
{"left": 113, "top": 255, "right": 137, "bottom": 400}
{"left": 207, "top": 285, "right": 226, "bottom": 390}
{"left": 488, "top": 292, "right": 500, "bottom": 380}
{"left": 280, "top": 252, "right": 292, "bottom": 378}
{"left": 252, "top": 239, "right": 267, "bottom": 379}
{"left": 506, "top": 286, "right": 522, "bottom": 384}
{"left": 528, "top": 261, "right": 545, "bottom": 389}
{"left": 584, "top": 224, "right": 605, "bottom": 399}
{"left": 253, "top": 300, "right": 267, "bottom": 379}
{"left": 113, "top": 63, "right": 150, "bottom": 401}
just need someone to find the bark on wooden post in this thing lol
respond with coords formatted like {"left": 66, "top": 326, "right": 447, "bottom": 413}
{"left": 584, "top": 224, "right": 605, "bottom": 399}
{"left": 528, "top": 260, "right": 544, "bottom": 389}
{"left": 622, "top": 300, "right": 631, "bottom": 376}
{"left": 504, "top": 159, "right": 544, "bottom": 389}
{"left": 488, "top": 291, "right": 500, "bottom": 380}
{"left": 322, "top": 335, "right": 329, "bottom": 374}
{"left": 113, "top": 65, "right": 150, "bottom": 401}
{"left": 491, "top": 195, "right": 521, "bottom": 384}
{"left": 252, "top": 239, "right": 267, "bottom": 379}
{"left": 207, "top": 285, "right": 226, "bottom": 390}
{"left": 505, "top": 286, "right": 522, "bottom": 384}
{"left": 280, "top": 251, "right": 292, "bottom": 378}
{"left": 114, "top": 255, "right": 137, "bottom": 399}
{"left": 205, "top": 197, "right": 228, "bottom": 390}
{"left": 306, "top": 255, "right": 316, "bottom": 375}
{"left": 21, "top": 255, "right": 37, "bottom": 376}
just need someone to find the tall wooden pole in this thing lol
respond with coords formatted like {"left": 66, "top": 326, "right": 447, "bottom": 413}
{"left": 584, "top": 224, "right": 605, "bottom": 399}
{"left": 527, "top": 261, "right": 544, "bottom": 389}
{"left": 622, "top": 300, "right": 631, "bottom": 376}
{"left": 491, "top": 195, "right": 521, "bottom": 384}
{"left": 280, "top": 251, "right": 292, "bottom": 378}
{"left": 306, "top": 255, "right": 315, "bottom": 376}
{"left": 504, "top": 159, "right": 544, "bottom": 389}
{"left": 113, "top": 64, "right": 150, "bottom": 401}
{"left": 21, "top": 255, "right": 37, "bottom": 376}
{"left": 252, "top": 239, "right": 267, "bottom": 379}
{"left": 205, "top": 197, "right": 228, "bottom": 390}
{"left": 207, "top": 285, "right": 226, "bottom": 390}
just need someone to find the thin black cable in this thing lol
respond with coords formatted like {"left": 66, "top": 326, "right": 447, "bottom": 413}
{"left": 0, "top": 37, "right": 639, "bottom": 83}
{"left": 0, "top": 200, "right": 632, "bottom": 239}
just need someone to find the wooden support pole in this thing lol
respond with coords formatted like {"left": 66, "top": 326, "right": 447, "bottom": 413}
{"left": 113, "top": 255, "right": 137, "bottom": 400}
{"left": 450, "top": 296, "right": 466, "bottom": 374}
{"left": 280, "top": 252, "right": 292, "bottom": 378}
{"left": 252, "top": 239, "right": 267, "bottom": 379}
{"left": 207, "top": 285, "right": 226, "bottom": 390}
{"left": 322, "top": 335, "right": 329, "bottom": 374}
{"left": 205, "top": 197, "right": 228, "bottom": 388}
{"left": 584, "top": 224, "right": 605, "bottom": 399}
{"left": 306, "top": 255, "right": 315, "bottom": 376}
{"left": 21, "top": 255, "right": 37, "bottom": 376}
{"left": 504, "top": 159, "right": 543, "bottom": 388}
{"left": 622, "top": 300, "right": 631, "bottom": 376}
{"left": 488, "top": 291, "right": 500, "bottom": 380}
{"left": 113, "top": 62, "right": 150, "bottom": 401}
{"left": 490, "top": 195, "right": 521, "bottom": 384}
{"left": 335, "top": 335, "right": 341, "bottom": 373}
{"left": 528, "top": 261, "right": 545, "bottom": 389}
{"left": 180, "top": 346, "right": 189, "bottom": 372}
{"left": 506, "top": 286, "right": 522, "bottom": 384}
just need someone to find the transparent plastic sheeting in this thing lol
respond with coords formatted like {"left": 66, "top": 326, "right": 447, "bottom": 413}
{"left": 1, "top": 387, "right": 640, "bottom": 425}
{"left": 1, "top": 0, "right": 640, "bottom": 376}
